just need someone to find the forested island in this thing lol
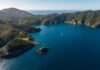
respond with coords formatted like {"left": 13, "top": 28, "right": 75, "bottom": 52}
{"left": 0, "top": 8, "right": 100, "bottom": 59}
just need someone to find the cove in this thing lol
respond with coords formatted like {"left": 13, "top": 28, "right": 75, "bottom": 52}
{"left": 0, "top": 23, "right": 100, "bottom": 70}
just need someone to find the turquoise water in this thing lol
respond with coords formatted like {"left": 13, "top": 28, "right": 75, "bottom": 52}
{"left": 0, "top": 24, "right": 100, "bottom": 70}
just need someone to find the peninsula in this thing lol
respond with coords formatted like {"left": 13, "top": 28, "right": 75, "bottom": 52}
{"left": 0, "top": 8, "right": 41, "bottom": 59}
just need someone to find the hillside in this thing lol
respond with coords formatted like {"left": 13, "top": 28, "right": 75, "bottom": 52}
{"left": 0, "top": 8, "right": 99, "bottom": 28}
{"left": 0, "top": 8, "right": 41, "bottom": 47}
{"left": 42, "top": 10, "right": 100, "bottom": 28}
{"left": 0, "top": 8, "right": 41, "bottom": 25}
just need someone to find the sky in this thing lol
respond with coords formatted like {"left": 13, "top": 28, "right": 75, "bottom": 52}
{"left": 0, "top": 0, "right": 100, "bottom": 10}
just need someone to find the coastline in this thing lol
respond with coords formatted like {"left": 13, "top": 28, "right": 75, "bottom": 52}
{"left": 0, "top": 32, "right": 40, "bottom": 59}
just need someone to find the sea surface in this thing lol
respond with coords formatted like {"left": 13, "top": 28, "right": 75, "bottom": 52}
{"left": 0, "top": 24, "right": 100, "bottom": 70}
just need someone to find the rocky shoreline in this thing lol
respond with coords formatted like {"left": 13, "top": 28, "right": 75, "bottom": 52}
{"left": 0, "top": 32, "right": 39, "bottom": 59}
{"left": 37, "top": 47, "right": 49, "bottom": 55}
{"left": 0, "top": 45, "right": 33, "bottom": 59}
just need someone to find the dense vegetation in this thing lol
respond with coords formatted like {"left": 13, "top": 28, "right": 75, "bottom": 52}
{"left": 5, "top": 39, "right": 33, "bottom": 53}
{"left": 0, "top": 8, "right": 41, "bottom": 58}
{"left": 6, "top": 32, "right": 34, "bottom": 52}
{"left": 41, "top": 10, "right": 100, "bottom": 28}
{"left": 0, "top": 32, "right": 35, "bottom": 58}
{"left": 0, "top": 8, "right": 41, "bottom": 47}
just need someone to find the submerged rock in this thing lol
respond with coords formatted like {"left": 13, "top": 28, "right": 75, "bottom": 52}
{"left": 37, "top": 47, "right": 48, "bottom": 55}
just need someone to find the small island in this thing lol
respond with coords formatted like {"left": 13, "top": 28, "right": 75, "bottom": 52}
{"left": 36, "top": 47, "right": 49, "bottom": 55}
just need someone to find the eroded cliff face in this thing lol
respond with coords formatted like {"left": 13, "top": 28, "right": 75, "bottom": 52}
{"left": 64, "top": 11, "right": 99, "bottom": 28}
{"left": 42, "top": 10, "right": 100, "bottom": 28}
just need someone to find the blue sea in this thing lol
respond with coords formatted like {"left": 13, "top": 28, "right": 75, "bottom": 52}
{"left": 0, "top": 24, "right": 100, "bottom": 70}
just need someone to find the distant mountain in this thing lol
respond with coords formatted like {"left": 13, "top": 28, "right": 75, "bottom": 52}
{"left": 0, "top": 8, "right": 100, "bottom": 28}
{"left": 28, "top": 10, "right": 78, "bottom": 15}
{"left": 0, "top": 8, "right": 40, "bottom": 25}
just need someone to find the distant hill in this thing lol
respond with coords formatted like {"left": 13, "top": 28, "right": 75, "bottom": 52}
{"left": 0, "top": 8, "right": 99, "bottom": 28}
{"left": 28, "top": 10, "right": 77, "bottom": 15}
{"left": 41, "top": 10, "right": 100, "bottom": 28}
{"left": 0, "top": 8, "right": 40, "bottom": 25}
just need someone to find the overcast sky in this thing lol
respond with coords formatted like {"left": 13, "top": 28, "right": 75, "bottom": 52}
{"left": 0, "top": 0, "right": 99, "bottom": 10}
